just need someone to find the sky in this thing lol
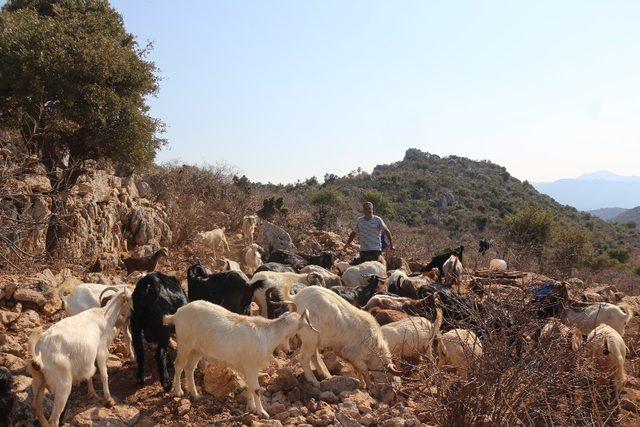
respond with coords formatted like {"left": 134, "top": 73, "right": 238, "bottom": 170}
{"left": 109, "top": 0, "right": 640, "bottom": 184}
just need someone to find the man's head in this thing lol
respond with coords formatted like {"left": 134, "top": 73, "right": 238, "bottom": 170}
{"left": 363, "top": 202, "right": 373, "bottom": 218}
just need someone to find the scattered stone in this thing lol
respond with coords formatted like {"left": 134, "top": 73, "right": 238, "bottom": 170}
{"left": 111, "top": 405, "right": 141, "bottom": 426}
{"left": 275, "top": 367, "right": 298, "bottom": 390}
{"left": 319, "top": 390, "right": 338, "bottom": 403}
{"left": 0, "top": 310, "right": 19, "bottom": 325}
{"left": 286, "top": 387, "right": 301, "bottom": 403}
{"left": 320, "top": 376, "right": 359, "bottom": 394}
{"left": 0, "top": 353, "right": 25, "bottom": 373}
{"left": 9, "top": 309, "right": 40, "bottom": 331}
{"left": 12, "top": 375, "right": 32, "bottom": 392}
{"left": 13, "top": 288, "right": 47, "bottom": 307}
{"left": 1, "top": 334, "right": 23, "bottom": 356}
{"left": 336, "top": 412, "right": 360, "bottom": 427}
{"left": 177, "top": 399, "right": 191, "bottom": 416}
{"left": 267, "top": 401, "right": 286, "bottom": 415}
{"left": 252, "top": 420, "right": 283, "bottom": 427}
{"left": 202, "top": 360, "right": 242, "bottom": 397}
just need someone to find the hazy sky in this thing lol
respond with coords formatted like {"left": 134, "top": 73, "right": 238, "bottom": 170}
{"left": 110, "top": 0, "right": 640, "bottom": 184}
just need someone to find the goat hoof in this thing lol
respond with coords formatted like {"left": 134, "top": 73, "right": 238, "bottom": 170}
{"left": 162, "top": 383, "right": 173, "bottom": 392}
{"left": 105, "top": 398, "right": 116, "bottom": 408}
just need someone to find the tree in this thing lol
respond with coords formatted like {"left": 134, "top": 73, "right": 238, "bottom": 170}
{"left": 504, "top": 204, "right": 553, "bottom": 268}
{"left": 0, "top": 0, "right": 164, "bottom": 253}
{"left": 548, "top": 224, "right": 591, "bottom": 277}
{"left": 311, "top": 187, "right": 344, "bottom": 230}
{"left": 0, "top": 0, "right": 164, "bottom": 170}
{"left": 362, "top": 189, "right": 395, "bottom": 217}
{"left": 257, "top": 197, "right": 288, "bottom": 221}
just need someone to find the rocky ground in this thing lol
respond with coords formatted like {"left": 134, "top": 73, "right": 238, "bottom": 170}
{"left": 3, "top": 250, "right": 640, "bottom": 426}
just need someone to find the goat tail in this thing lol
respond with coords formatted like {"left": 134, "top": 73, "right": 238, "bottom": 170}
{"left": 27, "top": 329, "right": 43, "bottom": 373}
{"left": 619, "top": 303, "right": 634, "bottom": 323}
{"left": 162, "top": 314, "right": 174, "bottom": 326}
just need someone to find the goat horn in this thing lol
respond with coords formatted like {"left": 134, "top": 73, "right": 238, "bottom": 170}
{"left": 303, "top": 309, "right": 319, "bottom": 333}
{"left": 387, "top": 364, "right": 403, "bottom": 376}
{"left": 98, "top": 286, "right": 121, "bottom": 303}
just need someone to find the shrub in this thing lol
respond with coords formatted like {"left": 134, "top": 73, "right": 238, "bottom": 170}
{"left": 635, "top": 262, "right": 640, "bottom": 277}
{"left": 362, "top": 189, "right": 395, "bottom": 217}
{"left": 257, "top": 196, "right": 288, "bottom": 221}
{"left": 606, "top": 248, "right": 630, "bottom": 264}
{"left": 310, "top": 187, "right": 344, "bottom": 230}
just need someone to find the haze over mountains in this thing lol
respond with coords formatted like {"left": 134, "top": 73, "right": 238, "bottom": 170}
{"left": 533, "top": 171, "right": 640, "bottom": 213}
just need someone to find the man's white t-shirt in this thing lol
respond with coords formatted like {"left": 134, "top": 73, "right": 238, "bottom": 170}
{"left": 353, "top": 215, "right": 388, "bottom": 251}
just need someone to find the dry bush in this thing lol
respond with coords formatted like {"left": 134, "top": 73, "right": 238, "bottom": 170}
{"left": 142, "top": 163, "right": 253, "bottom": 245}
{"left": 400, "top": 296, "right": 623, "bottom": 426}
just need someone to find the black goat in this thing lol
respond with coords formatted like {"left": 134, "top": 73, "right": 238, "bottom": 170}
{"left": 187, "top": 262, "right": 259, "bottom": 314}
{"left": 420, "top": 245, "right": 464, "bottom": 273}
{"left": 479, "top": 238, "right": 494, "bottom": 256}
{"left": 255, "top": 262, "right": 296, "bottom": 273}
{"left": 131, "top": 272, "right": 188, "bottom": 391}
{"left": 267, "top": 250, "right": 335, "bottom": 271}
{"left": 0, "top": 367, "right": 13, "bottom": 427}
{"left": 330, "top": 275, "right": 385, "bottom": 308}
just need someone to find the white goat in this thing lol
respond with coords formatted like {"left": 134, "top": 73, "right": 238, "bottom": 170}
{"left": 242, "top": 214, "right": 258, "bottom": 243}
{"left": 280, "top": 286, "right": 401, "bottom": 389}
{"left": 341, "top": 261, "right": 387, "bottom": 287}
{"left": 256, "top": 220, "right": 296, "bottom": 253}
{"left": 27, "top": 289, "right": 130, "bottom": 427}
{"left": 223, "top": 258, "right": 242, "bottom": 272}
{"left": 163, "top": 300, "right": 316, "bottom": 418}
{"left": 564, "top": 302, "right": 633, "bottom": 336}
{"left": 489, "top": 258, "right": 507, "bottom": 271}
{"left": 300, "top": 264, "right": 343, "bottom": 288}
{"left": 334, "top": 260, "right": 351, "bottom": 274}
{"left": 585, "top": 323, "right": 627, "bottom": 392}
{"left": 250, "top": 271, "right": 324, "bottom": 318}
{"left": 382, "top": 311, "right": 442, "bottom": 361}
{"left": 538, "top": 318, "right": 581, "bottom": 352}
{"left": 244, "top": 244, "right": 263, "bottom": 274}
{"left": 197, "top": 228, "right": 230, "bottom": 258}
{"left": 363, "top": 294, "right": 414, "bottom": 312}
{"left": 436, "top": 328, "right": 483, "bottom": 379}
{"left": 442, "top": 255, "right": 463, "bottom": 287}
{"left": 63, "top": 283, "right": 135, "bottom": 361}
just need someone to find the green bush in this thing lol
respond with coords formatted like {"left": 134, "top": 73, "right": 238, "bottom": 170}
{"left": 635, "top": 263, "right": 640, "bottom": 276}
{"left": 362, "top": 189, "right": 395, "bottom": 217}
{"left": 584, "top": 254, "right": 623, "bottom": 271}
{"left": 607, "top": 248, "right": 630, "bottom": 264}
{"left": 311, "top": 187, "right": 344, "bottom": 230}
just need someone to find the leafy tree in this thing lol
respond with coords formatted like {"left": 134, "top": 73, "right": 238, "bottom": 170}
{"left": 504, "top": 204, "right": 553, "bottom": 267}
{"left": 0, "top": 0, "right": 164, "bottom": 170}
{"left": 311, "top": 187, "right": 344, "bottom": 230}
{"left": 232, "top": 175, "right": 251, "bottom": 195}
{"left": 257, "top": 196, "right": 288, "bottom": 221}
{"left": 548, "top": 224, "right": 591, "bottom": 277}
{"left": 362, "top": 189, "right": 395, "bottom": 217}
{"left": 0, "top": 0, "right": 163, "bottom": 253}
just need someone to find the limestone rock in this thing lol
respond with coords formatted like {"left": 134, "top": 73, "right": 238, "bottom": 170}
{"left": 13, "top": 288, "right": 47, "bottom": 307}
{"left": 319, "top": 376, "right": 359, "bottom": 394}
{"left": 72, "top": 404, "right": 140, "bottom": 427}
{"left": 203, "top": 360, "right": 243, "bottom": 397}
{"left": 22, "top": 174, "right": 51, "bottom": 193}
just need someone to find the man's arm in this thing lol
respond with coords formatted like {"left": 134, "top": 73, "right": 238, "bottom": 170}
{"left": 383, "top": 228, "right": 394, "bottom": 250}
{"left": 345, "top": 230, "right": 357, "bottom": 247}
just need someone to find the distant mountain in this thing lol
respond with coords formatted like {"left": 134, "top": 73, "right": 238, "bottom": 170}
{"left": 611, "top": 206, "right": 640, "bottom": 224}
{"left": 588, "top": 207, "right": 628, "bottom": 221}
{"left": 534, "top": 171, "right": 640, "bottom": 211}
{"left": 578, "top": 171, "right": 640, "bottom": 182}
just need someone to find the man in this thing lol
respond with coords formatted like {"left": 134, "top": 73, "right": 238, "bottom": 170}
{"left": 345, "top": 202, "right": 394, "bottom": 264}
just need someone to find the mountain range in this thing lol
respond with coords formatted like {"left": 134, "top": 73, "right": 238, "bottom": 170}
{"left": 533, "top": 171, "right": 640, "bottom": 211}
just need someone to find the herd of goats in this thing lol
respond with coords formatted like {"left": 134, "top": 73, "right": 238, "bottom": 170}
{"left": 3, "top": 217, "right": 635, "bottom": 426}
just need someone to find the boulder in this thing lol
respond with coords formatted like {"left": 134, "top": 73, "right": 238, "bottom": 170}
{"left": 13, "top": 288, "right": 47, "bottom": 307}
{"left": 22, "top": 174, "right": 51, "bottom": 193}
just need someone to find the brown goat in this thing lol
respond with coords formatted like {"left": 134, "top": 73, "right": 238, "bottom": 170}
{"left": 122, "top": 248, "right": 169, "bottom": 276}
{"left": 370, "top": 307, "right": 409, "bottom": 326}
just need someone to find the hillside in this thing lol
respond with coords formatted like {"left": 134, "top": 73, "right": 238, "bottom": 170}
{"left": 282, "top": 149, "right": 632, "bottom": 250}
{"left": 612, "top": 206, "right": 640, "bottom": 224}
{"left": 588, "top": 207, "right": 628, "bottom": 220}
